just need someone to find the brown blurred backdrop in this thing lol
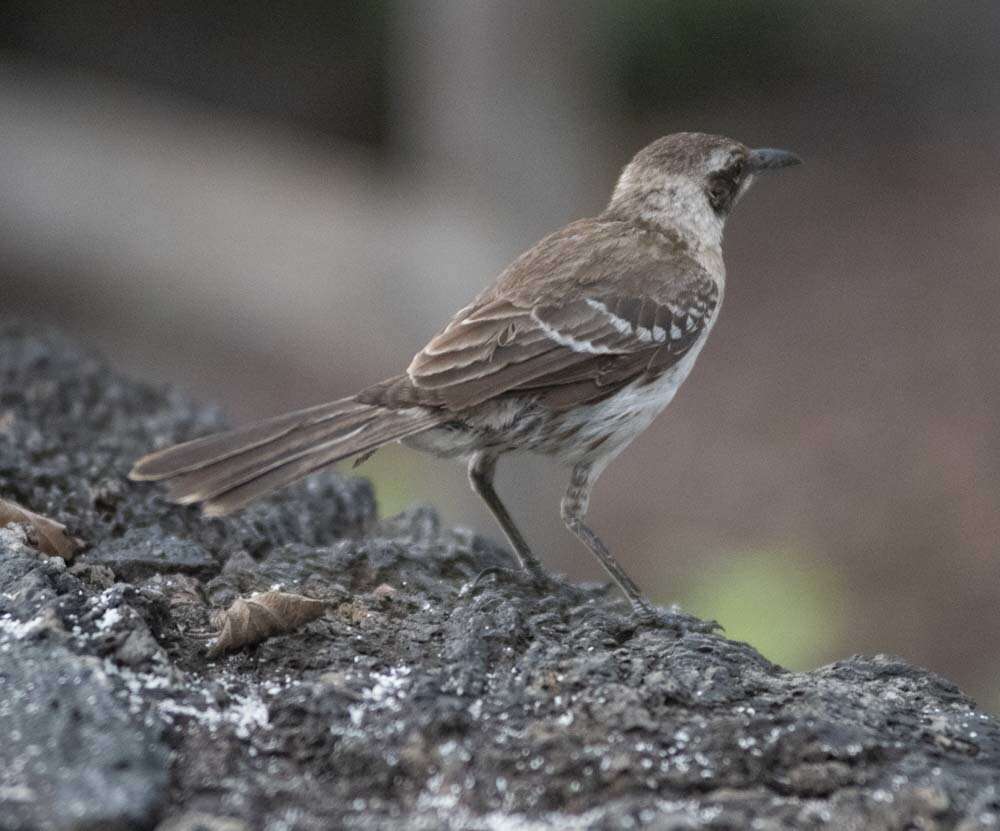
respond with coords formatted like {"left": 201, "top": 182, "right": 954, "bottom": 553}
{"left": 2, "top": 2, "right": 998, "bottom": 708}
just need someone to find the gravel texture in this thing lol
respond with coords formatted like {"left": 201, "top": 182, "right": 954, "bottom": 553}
{"left": 0, "top": 320, "right": 998, "bottom": 831}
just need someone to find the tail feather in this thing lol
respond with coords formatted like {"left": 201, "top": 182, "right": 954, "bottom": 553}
{"left": 164, "top": 411, "right": 378, "bottom": 504}
{"left": 130, "top": 398, "right": 369, "bottom": 481}
{"left": 201, "top": 439, "right": 373, "bottom": 517}
{"left": 129, "top": 397, "right": 443, "bottom": 515}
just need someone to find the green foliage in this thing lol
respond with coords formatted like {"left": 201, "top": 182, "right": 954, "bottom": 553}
{"left": 680, "top": 548, "right": 846, "bottom": 670}
{"left": 353, "top": 443, "right": 423, "bottom": 519}
{"left": 590, "top": 0, "right": 896, "bottom": 110}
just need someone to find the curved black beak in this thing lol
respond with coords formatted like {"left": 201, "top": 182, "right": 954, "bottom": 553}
{"left": 747, "top": 148, "right": 802, "bottom": 173}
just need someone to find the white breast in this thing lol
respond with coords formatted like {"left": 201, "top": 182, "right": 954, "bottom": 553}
{"left": 554, "top": 320, "right": 717, "bottom": 470}
{"left": 402, "top": 295, "right": 721, "bottom": 468}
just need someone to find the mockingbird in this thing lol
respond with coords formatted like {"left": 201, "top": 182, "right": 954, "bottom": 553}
{"left": 131, "top": 132, "right": 800, "bottom": 615}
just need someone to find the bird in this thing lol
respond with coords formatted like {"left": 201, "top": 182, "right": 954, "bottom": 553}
{"left": 130, "top": 132, "right": 801, "bottom": 616}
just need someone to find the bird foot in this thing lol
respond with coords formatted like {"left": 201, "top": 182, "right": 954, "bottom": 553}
{"left": 627, "top": 602, "right": 723, "bottom": 634}
{"left": 629, "top": 601, "right": 663, "bottom": 626}
{"left": 461, "top": 564, "right": 579, "bottom": 600}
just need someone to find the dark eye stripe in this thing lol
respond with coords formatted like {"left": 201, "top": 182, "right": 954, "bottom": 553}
{"left": 707, "top": 172, "right": 739, "bottom": 213}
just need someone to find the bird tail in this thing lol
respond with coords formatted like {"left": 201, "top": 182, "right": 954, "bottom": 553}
{"left": 129, "top": 396, "right": 443, "bottom": 516}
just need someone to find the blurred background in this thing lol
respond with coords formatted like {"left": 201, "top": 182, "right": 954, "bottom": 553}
{"left": 2, "top": 1, "right": 998, "bottom": 707}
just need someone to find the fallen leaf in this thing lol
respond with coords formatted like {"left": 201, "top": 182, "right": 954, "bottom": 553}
{"left": 206, "top": 590, "right": 327, "bottom": 657}
{"left": 0, "top": 498, "right": 83, "bottom": 560}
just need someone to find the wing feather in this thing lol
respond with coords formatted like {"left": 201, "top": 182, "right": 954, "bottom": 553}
{"left": 383, "top": 219, "right": 721, "bottom": 412}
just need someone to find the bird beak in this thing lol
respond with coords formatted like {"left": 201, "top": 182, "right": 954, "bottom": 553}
{"left": 746, "top": 148, "right": 802, "bottom": 173}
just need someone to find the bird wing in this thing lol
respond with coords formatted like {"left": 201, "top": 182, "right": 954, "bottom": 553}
{"left": 396, "top": 219, "right": 720, "bottom": 411}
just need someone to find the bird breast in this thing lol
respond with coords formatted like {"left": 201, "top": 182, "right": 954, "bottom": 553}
{"left": 401, "top": 306, "right": 719, "bottom": 467}
{"left": 549, "top": 336, "right": 712, "bottom": 467}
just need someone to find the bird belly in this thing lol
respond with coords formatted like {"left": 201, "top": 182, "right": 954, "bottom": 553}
{"left": 400, "top": 396, "right": 547, "bottom": 459}
{"left": 544, "top": 346, "right": 702, "bottom": 466}
{"left": 401, "top": 330, "right": 713, "bottom": 466}
{"left": 403, "top": 343, "right": 704, "bottom": 467}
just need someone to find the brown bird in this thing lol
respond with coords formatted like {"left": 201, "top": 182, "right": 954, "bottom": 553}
{"left": 131, "top": 132, "right": 801, "bottom": 616}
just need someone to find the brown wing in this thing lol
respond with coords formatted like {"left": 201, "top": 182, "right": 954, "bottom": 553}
{"left": 363, "top": 219, "right": 720, "bottom": 411}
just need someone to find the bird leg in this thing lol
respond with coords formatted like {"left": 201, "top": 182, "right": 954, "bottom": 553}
{"left": 467, "top": 451, "right": 552, "bottom": 588}
{"left": 561, "top": 462, "right": 654, "bottom": 616}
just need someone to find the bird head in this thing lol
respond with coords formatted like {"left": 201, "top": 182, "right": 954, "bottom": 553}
{"left": 608, "top": 132, "right": 801, "bottom": 246}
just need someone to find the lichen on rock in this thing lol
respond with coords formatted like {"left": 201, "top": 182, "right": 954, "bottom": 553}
{"left": 0, "top": 320, "right": 998, "bottom": 830}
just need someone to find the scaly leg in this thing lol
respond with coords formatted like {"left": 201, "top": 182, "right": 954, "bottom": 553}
{"left": 467, "top": 451, "right": 551, "bottom": 585}
{"left": 561, "top": 461, "right": 654, "bottom": 615}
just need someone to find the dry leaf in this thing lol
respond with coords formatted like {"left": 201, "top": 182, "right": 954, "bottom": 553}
{"left": 0, "top": 498, "right": 83, "bottom": 560}
{"left": 206, "top": 590, "right": 327, "bottom": 657}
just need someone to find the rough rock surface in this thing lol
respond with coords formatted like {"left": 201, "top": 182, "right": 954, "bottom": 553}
{"left": 0, "top": 319, "right": 998, "bottom": 831}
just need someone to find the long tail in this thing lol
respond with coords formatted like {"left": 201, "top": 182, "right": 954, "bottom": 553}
{"left": 129, "top": 397, "right": 442, "bottom": 516}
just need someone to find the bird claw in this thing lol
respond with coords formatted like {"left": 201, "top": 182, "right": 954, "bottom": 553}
{"left": 629, "top": 602, "right": 675, "bottom": 629}
{"left": 465, "top": 566, "right": 515, "bottom": 592}
{"left": 628, "top": 603, "right": 722, "bottom": 634}
{"left": 460, "top": 564, "right": 573, "bottom": 599}
{"left": 462, "top": 565, "right": 541, "bottom": 596}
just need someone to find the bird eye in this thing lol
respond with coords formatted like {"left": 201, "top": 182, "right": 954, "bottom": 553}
{"left": 707, "top": 180, "right": 731, "bottom": 210}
